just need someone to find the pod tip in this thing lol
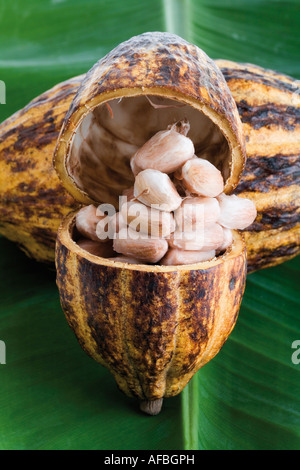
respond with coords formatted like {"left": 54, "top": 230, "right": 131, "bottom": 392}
{"left": 139, "top": 398, "right": 163, "bottom": 416}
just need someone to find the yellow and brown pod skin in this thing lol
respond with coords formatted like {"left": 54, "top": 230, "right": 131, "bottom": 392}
{"left": 0, "top": 76, "right": 81, "bottom": 263}
{"left": 54, "top": 32, "right": 246, "bottom": 206}
{"left": 217, "top": 60, "right": 300, "bottom": 272}
{"left": 56, "top": 213, "right": 247, "bottom": 414}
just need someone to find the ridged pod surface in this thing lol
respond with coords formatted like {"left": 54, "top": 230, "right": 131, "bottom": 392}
{"left": 54, "top": 32, "right": 246, "bottom": 202}
{"left": 217, "top": 60, "right": 300, "bottom": 272}
{"left": 0, "top": 76, "right": 81, "bottom": 262}
{"left": 56, "top": 213, "right": 246, "bottom": 406}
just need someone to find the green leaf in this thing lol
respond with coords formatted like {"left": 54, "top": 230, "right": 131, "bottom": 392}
{"left": 184, "top": 257, "right": 300, "bottom": 450}
{"left": 0, "top": 237, "right": 182, "bottom": 450}
{"left": 0, "top": 0, "right": 166, "bottom": 121}
{"left": 0, "top": 0, "right": 299, "bottom": 450}
{"left": 189, "top": 0, "right": 300, "bottom": 77}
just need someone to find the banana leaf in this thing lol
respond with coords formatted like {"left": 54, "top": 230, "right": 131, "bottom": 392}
{"left": 0, "top": 0, "right": 299, "bottom": 450}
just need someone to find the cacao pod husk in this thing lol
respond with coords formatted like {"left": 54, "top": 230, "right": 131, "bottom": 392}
{"left": 54, "top": 32, "right": 247, "bottom": 413}
{"left": 216, "top": 60, "right": 300, "bottom": 272}
{"left": 0, "top": 76, "right": 81, "bottom": 263}
{"left": 56, "top": 213, "right": 246, "bottom": 413}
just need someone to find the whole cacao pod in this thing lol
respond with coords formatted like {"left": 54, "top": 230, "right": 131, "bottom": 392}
{"left": 0, "top": 76, "right": 80, "bottom": 263}
{"left": 217, "top": 60, "right": 300, "bottom": 272}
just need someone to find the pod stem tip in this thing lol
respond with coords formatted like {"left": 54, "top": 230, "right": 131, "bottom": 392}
{"left": 139, "top": 398, "right": 163, "bottom": 416}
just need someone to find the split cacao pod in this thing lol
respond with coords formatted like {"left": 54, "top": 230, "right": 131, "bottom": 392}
{"left": 56, "top": 214, "right": 246, "bottom": 414}
{"left": 54, "top": 32, "right": 247, "bottom": 413}
{"left": 0, "top": 57, "right": 298, "bottom": 270}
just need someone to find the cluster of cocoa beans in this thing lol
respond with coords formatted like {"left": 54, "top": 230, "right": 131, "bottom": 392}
{"left": 75, "top": 120, "right": 257, "bottom": 266}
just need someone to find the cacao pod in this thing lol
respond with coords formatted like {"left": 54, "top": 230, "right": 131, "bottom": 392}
{"left": 0, "top": 76, "right": 80, "bottom": 263}
{"left": 54, "top": 32, "right": 247, "bottom": 414}
{"left": 0, "top": 58, "right": 298, "bottom": 270}
{"left": 216, "top": 60, "right": 300, "bottom": 272}
{"left": 56, "top": 213, "right": 246, "bottom": 414}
